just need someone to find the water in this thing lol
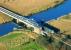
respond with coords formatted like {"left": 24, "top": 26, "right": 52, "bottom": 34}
{"left": 29, "top": 0, "right": 71, "bottom": 22}
{"left": 0, "top": 22, "right": 18, "bottom": 36}
{"left": 0, "top": 0, "right": 71, "bottom": 35}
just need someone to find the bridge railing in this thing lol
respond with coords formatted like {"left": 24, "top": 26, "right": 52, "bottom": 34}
{"left": 0, "top": 7, "right": 40, "bottom": 28}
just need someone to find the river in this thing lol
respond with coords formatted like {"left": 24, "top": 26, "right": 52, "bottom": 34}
{"left": 0, "top": 0, "right": 71, "bottom": 35}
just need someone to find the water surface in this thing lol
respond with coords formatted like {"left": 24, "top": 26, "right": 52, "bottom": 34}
{"left": 0, "top": 22, "right": 18, "bottom": 36}
{"left": 0, "top": 0, "right": 71, "bottom": 35}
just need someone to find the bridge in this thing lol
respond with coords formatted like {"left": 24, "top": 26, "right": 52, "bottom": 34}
{"left": 0, "top": 6, "right": 43, "bottom": 34}
{"left": 0, "top": 7, "right": 71, "bottom": 47}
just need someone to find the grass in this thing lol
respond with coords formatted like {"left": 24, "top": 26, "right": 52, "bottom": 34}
{"left": 23, "top": 42, "right": 44, "bottom": 50}
{"left": 8, "top": 41, "right": 45, "bottom": 50}
{"left": 0, "top": 29, "right": 46, "bottom": 50}
{"left": 61, "top": 15, "right": 71, "bottom": 19}
{"left": 0, "top": 0, "right": 64, "bottom": 16}
{"left": 0, "top": 33, "right": 22, "bottom": 42}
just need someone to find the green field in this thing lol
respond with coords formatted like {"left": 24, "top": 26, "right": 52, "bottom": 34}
{"left": 0, "top": 30, "right": 46, "bottom": 50}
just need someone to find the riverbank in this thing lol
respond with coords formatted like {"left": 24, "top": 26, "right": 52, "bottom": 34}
{"left": 47, "top": 13, "right": 71, "bottom": 35}
{"left": 0, "top": 0, "right": 64, "bottom": 16}
{"left": 0, "top": 13, "right": 13, "bottom": 24}
{"left": 0, "top": 28, "right": 45, "bottom": 50}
